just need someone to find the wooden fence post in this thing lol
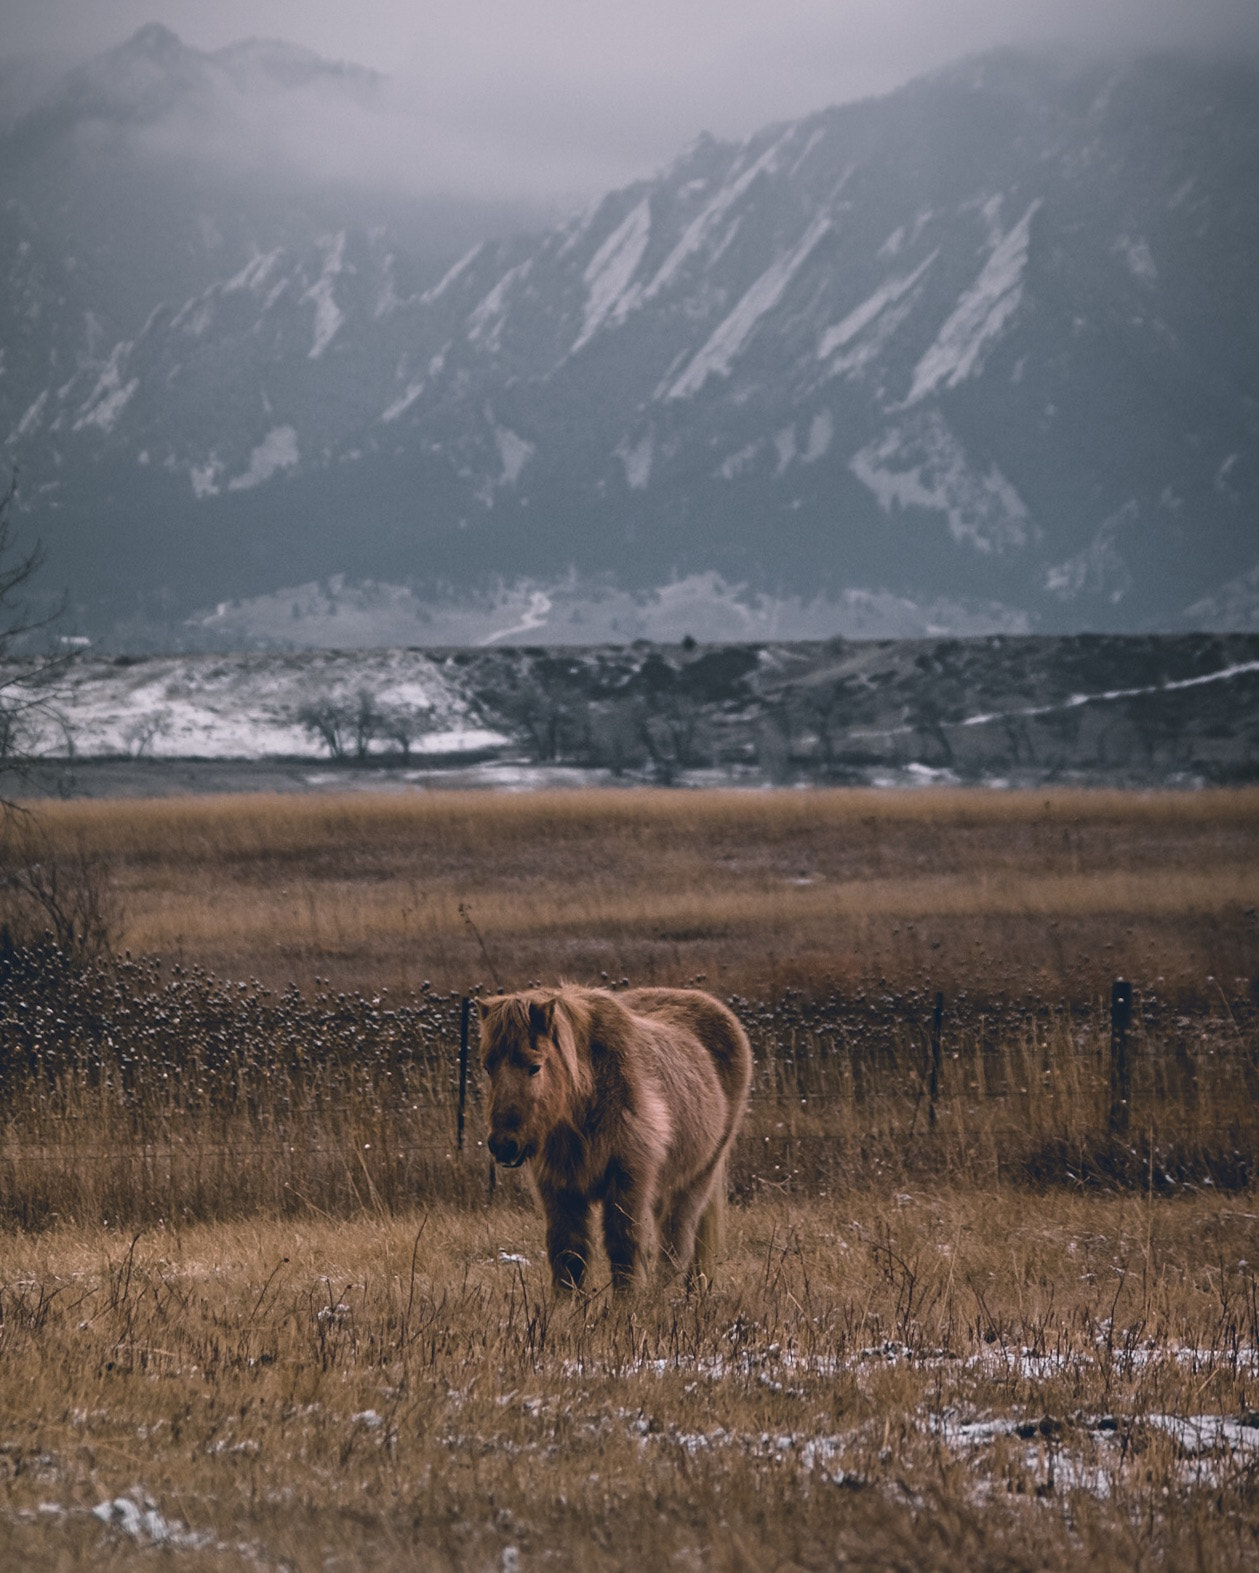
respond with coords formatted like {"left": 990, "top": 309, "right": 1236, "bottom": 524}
{"left": 1108, "top": 979, "right": 1133, "bottom": 1137}
{"left": 457, "top": 995, "right": 470, "bottom": 1152}
{"left": 928, "top": 991, "right": 944, "bottom": 1128}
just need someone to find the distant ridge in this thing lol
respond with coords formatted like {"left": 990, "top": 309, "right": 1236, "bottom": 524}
{"left": 13, "top": 632, "right": 1259, "bottom": 794}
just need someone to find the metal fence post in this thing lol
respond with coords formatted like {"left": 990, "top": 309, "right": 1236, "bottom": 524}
{"left": 457, "top": 995, "right": 470, "bottom": 1151}
{"left": 929, "top": 991, "right": 944, "bottom": 1128}
{"left": 1108, "top": 979, "right": 1133, "bottom": 1137}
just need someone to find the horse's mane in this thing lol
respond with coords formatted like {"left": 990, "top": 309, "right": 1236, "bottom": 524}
{"left": 485, "top": 986, "right": 595, "bottom": 1106}
{"left": 547, "top": 986, "right": 596, "bottom": 1106}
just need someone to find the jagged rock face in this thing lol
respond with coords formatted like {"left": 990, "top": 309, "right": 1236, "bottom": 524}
{"left": 2, "top": 39, "right": 1257, "bottom": 644}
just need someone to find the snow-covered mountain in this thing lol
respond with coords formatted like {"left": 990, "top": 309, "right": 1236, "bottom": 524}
{"left": 3, "top": 38, "right": 1257, "bottom": 647}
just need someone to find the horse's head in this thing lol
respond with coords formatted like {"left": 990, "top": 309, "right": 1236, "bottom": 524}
{"left": 479, "top": 994, "right": 573, "bottom": 1168}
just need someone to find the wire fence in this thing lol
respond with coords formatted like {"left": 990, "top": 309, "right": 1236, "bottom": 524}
{"left": 0, "top": 945, "right": 1255, "bottom": 1225}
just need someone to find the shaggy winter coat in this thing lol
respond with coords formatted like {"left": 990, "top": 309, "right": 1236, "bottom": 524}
{"left": 479, "top": 986, "right": 752, "bottom": 1290}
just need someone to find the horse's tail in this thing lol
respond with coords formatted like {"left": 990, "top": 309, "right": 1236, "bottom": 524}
{"left": 692, "top": 1152, "right": 727, "bottom": 1284}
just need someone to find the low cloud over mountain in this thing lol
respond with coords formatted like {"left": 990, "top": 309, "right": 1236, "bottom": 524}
{"left": 2, "top": 34, "right": 1257, "bottom": 647}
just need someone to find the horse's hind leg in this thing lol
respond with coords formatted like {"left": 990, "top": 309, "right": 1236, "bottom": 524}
{"left": 660, "top": 1180, "right": 714, "bottom": 1287}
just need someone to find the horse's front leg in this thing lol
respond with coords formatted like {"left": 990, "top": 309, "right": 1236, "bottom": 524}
{"left": 540, "top": 1186, "right": 592, "bottom": 1291}
{"left": 602, "top": 1159, "right": 656, "bottom": 1291}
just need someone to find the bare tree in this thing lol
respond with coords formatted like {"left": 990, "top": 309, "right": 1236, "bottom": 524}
{"left": 297, "top": 698, "right": 351, "bottom": 760}
{"left": 379, "top": 705, "right": 422, "bottom": 760}
{"left": 0, "top": 472, "right": 121, "bottom": 963}
{"left": 0, "top": 471, "right": 73, "bottom": 801}
{"left": 489, "top": 677, "right": 571, "bottom": 763}
{"left": 123, "top": 710, "right": 170, "bottom": 759}
{"left": 351, "top": 688, "right": 381, "bottom": 762}
{"left": 588, "top": 700, "right": 649, "bottom": 776}
{"left": 637, "top": 694, "right": 711, "bottom": 781}
{"left": 296, "top": 690, "right": 385, "bottom": 763}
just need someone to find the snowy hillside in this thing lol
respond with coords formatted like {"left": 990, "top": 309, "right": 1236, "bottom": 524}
{"left": 2, "top": 39, "right": 1257, "bottom": 646}
{"left": 14, "top": 649, "right": 506, "bottom": 761}
{"left": 9, "top": 633, "right": 1258, "bottom": 794}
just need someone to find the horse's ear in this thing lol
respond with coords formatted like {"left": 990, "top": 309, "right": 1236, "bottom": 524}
{"left": 476, "top": 998, "right": 491, "bottom": 1021}
{"left": 528, "top": 999, "right": 555, "bottom": 1039}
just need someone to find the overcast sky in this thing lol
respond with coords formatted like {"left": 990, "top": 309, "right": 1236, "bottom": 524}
{"left": 5, "top": 0, "right": 1258, "bottom": 204}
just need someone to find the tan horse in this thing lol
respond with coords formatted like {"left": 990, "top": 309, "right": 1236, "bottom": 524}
{"left": 479, "top": 985, "right": 752, "bottom": 1291}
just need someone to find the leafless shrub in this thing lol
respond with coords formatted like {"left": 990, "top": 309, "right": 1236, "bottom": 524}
{"left": 350, "top": 687, "right": 381, "bottom": 760}
{"left": 122, "top": 708, "right": 169, "bottom": 759}
{"left": 297, "top": 690, "right": 385, "bottom": 761}
{"left": 0, "top": 815, "right": 121, "bottom": 966}
{"left": 378, "top": 704, "right": 423, "bottom": 759}
{"left": 297, "top": 697, "right": 352, "bottom": 759}
{"left": 0, "top": 470, "right": 76, "bottom": 803}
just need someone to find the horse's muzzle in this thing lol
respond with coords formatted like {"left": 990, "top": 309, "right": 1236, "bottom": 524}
{"left": 489, "top": 1133, "right": 530, "bottom": 1168}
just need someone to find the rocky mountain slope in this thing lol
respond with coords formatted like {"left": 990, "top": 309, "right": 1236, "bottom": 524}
{"left": 2, "top": 36, "right": 1257, "bottom": 645}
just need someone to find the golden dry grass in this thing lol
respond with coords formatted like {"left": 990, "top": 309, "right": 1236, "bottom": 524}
{"left": 11, "top": 787, "right": 1259, "bottom": 996}
{"left": 0, "top": 787, "right": 1256, "bottom": 1567}
{"left": 0, "top": 1191, "right": 1256, "bottom": 1570}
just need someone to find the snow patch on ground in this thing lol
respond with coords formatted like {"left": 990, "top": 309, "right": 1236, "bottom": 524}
{"left": 787, "top": 125, "right": 827, "bottom": 179}
{"left": 1045, "top": 502, "right": 1137, "bottom": 603}
{"left": 303, "top": 231, "right": 346, "bottom": 359}
{"left": 491, "top": 420, "right": 534, "bottom": 487}
{"left": 907, "top": 201, "right": 1040, "bottom": 403}
{"left": 171, "top": 292, "right": 216, "bottom": 337}
{"left": 93, "top": 1490, "right": 213, "bottom": 1551}
{"left": 380, "top": 381, "right": 424, "bottom": 423}
{"left": 73, "top": 344, "right": 138, "bottom": 433}
{"left": 616, "top": 429, "right": 654, "bottom": 490}
{"left": 481, "top": 590, "right": 553, "bottom": 645}
{"left": 466, "top": 260, "right": 531, "bottom": 350}
{"left": 666, "top": 213, "right": 831, "bottom": 398}
{"left": 420, "top": 243, "right": 484, "bottom": 304}
{"left": 227, "top": 426, "right": 299, "bottom": 492}
{"left": 1215, "top": 453, "right": 1239, "bottom": 494}
{"left": 169, "top": 571, "right": 1030, "bottom": 655}
{"left": 802, "top": 408, "right": 833, "bottom": 463}
{"left": 879, "top": 225, "right": 906, "bottom": 259}
{"left": 1146, "top": 1414, "right": 1259, "bottom": 1457}
{"left": 190, "top": 456, "right": 223, "bottom": 499}
{"left": 774, "top": 426, "right": 797, "bottom": 474}
{"left": 373, "top": 255, "right": 401, "bottom": 320}
{"left": 223, "top": 248, "right": 283, "bottom": 295}
{"left": 1183, "top": 561, "right": 1259, "bottom": 631}
{"left": 10, "top": 388, "right": 49, "bottom": 443}
{"left": 554, "top": 197, "right": 602, "bottom": 260}
{"left": 572, "top": 198, "right": 652, "bottom": 352}
{"left": 641, "top": 132, "right": 793, "bottom": 301}
{"left": 26, "top": 1486, "right": 264, "bottom": 1560}
{"left": 850, "top": 412, "right": 1032, "bottom": 553}
{"left": 818, "top": 251, "right": 937, "bottom": 361}
{"left": 841, "top": 657, "right": 1259, "bottom": 746}
{"left": 1115, "top": 234, "right": 1157, "bottom": 283}
{"left": 17, "top": 646, "right": 494, "bottom": 760}
{"left": 716, "top": 440, "right": 763, "bottom": 480}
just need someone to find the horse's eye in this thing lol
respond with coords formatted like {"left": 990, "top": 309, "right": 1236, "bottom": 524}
{"left": 528, "top": 1063, "right": 542, "bottom": 1077}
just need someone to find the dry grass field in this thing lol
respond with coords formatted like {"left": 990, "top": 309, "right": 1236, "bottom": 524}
{"left": 0, "top": 788, "right": 1256, "bottom": 1569}
{"left": 8, "top": 786, "right": 1259, "bottom": 995}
